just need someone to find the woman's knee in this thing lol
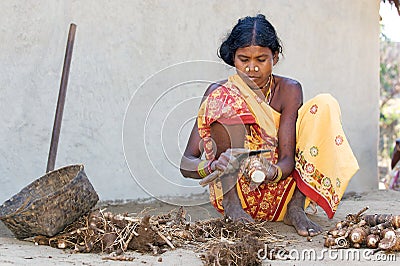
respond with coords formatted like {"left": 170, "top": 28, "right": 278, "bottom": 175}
{"left": 311, "top": 93, "right": 340, "bottom": 114}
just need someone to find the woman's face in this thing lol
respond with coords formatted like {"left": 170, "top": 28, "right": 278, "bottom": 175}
{"left": 234, "top": 45, "right": 276, "bottom": 89}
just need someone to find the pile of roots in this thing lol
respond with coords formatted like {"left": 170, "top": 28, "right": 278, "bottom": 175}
{"left": 325, "top": 206, "right": 400, "bottom": 251}
{"left": 32, "top": 207, "right": 286, "bottom": 265}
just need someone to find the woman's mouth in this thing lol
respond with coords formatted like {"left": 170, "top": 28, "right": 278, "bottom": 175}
{"left": 248, "top": 76, "right": 261, "bottom": 84}
{"left": 245, "top": 76, "right": 260, "bottom": 88}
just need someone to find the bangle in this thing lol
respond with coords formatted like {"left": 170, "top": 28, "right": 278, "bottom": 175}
{"left": 271, "top": 165, "right": 282, "bottom": 183}
{"left": 197, "top": 160, "right": 208, "bottom": 178}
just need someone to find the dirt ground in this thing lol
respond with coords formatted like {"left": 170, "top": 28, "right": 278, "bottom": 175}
{"left": 1, "top": 189, "right": 400, "bottom": 265}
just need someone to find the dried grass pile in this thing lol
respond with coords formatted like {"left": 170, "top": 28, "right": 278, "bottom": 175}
{"left": 32, "top": 207, "right": 287, "bottom": 265}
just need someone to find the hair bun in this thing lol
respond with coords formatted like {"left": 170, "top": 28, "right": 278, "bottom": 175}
{"left": 256, "top": 14, "right": 266, "bottom": 20}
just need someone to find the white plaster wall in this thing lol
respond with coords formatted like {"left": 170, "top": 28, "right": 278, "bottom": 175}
{"left": 0, "top": 0, "right": 380, "bottom": 204}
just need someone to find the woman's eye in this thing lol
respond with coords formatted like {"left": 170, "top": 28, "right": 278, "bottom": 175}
{"left": 258, "top": 59, "right": 266, "bottom": 62}
{"left": 240, "top": 59, "right": 248, "bottom": 62}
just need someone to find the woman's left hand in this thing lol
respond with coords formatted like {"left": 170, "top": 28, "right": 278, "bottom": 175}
{"left": 242, "top": 156, "right": 280, "bottom": 183}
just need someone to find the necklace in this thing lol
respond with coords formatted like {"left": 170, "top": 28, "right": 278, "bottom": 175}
{"left": 250, "top": 74, "right": 274, "bottom": 105}
{"left": 263, "top": 74, "right": 274, "bottom": 104}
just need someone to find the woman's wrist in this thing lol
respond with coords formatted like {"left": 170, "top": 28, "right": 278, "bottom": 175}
{"left": 263, "top": 164, "right": 282, "bottom": 183}
{"left": 197, "top": 159, "right": 216, "bottom": 178}
{"left": 197, "top": 160, "right": 208, "bottom": 178}
{"left": 271, "top": 165, "right": 283, "bottom": 183}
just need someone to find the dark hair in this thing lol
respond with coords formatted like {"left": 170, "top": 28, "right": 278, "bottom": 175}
{"left": 218, "top": 14, "right": 283, "bottom": 66}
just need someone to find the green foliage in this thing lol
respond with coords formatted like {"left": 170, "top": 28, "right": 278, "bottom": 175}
{"left": 379, "top": 30, "right": 400, "bottom": 160}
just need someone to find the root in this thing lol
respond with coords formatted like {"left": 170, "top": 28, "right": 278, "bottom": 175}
{"left": 325, "top": 206, "right": 400, "bottom": 251}
{"left": 33, "top": 207, "right": 291, "bottom": 265}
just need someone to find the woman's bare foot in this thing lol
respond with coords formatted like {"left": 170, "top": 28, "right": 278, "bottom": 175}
{"left": 283, "top": 205, "right": 322, "bottom": 236}
{"left": 219, "top": 172, "right": 254, "bottom": 223}
{"left": 223, "top": 200, "right": 254, "bottom": 223}
{"left": 283, "top": 188, "right": 322, "bottom": 236}
{"left": 221, "top": 175, "right": 254, "bottom": 223}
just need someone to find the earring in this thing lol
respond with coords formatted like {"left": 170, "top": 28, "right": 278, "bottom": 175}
{"left": 254, "top": 66, "right": 259, "bottom": 72}
{"left": 245, "top": 66, "right": 250, "bottom": 72}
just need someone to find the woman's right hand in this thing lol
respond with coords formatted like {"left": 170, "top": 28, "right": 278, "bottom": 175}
{"left": 211, "top": 148, "right": 250, "bottom": 174}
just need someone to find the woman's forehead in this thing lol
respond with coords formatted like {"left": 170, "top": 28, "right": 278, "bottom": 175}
{"left": 235, "top": 46, "right": 273, "bottom": 56}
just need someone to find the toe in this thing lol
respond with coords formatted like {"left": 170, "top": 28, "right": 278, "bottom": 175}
{"left": 310, "top": 221, "right": 323, "bottom": 233}
{"left": 295, "top": 225, "right": 310, "bottom": 236}
{"left": 307, "top": 224, "right": 323, "bottom": 236}
{"left": 307, "top": 228, "right": 318, "bottom": 236}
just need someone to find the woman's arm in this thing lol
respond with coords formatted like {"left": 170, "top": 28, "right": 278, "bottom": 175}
{"left": 271, "top": 77, "right": 303, "bottom": 179}
{"left": 180, "top": 122, "right": 205, "bottom": 179}
{"left": 180, "top": 81, "right": 226, "bottom": 179}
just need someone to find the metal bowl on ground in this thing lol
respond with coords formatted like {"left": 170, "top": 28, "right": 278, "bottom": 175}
{"left": 0, "top": 165, "right": 99, "bottom": 239}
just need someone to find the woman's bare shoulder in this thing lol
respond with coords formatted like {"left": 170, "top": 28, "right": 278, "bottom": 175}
{"left": 273, "top": 75, "right": 303, "bottom": 108}
{"left": 274, "top": 75, "right": 302, "bottom": 89}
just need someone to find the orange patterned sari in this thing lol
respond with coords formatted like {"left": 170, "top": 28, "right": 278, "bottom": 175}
{"left": 197, "top": 74, "right": 359, "bottom": 221}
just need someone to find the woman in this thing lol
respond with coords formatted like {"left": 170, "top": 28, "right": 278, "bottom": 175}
{"left": 180, "top": 14, "right": 359, "bottom": 236}
{"left": 389, "top": 138, "right": 400, "bottom": 190}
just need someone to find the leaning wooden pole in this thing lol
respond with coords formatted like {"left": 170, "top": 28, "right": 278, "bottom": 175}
{"left": 46, "top": 23, "right": 77, "bottom": 172}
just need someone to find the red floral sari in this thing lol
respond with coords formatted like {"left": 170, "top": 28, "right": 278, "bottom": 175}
{"left": 197, "top": 75, "right": 359, "bottom": 221}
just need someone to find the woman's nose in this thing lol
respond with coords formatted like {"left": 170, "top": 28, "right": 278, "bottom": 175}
{"left": 249, "top": 62, "right": 259, "bottom": 72}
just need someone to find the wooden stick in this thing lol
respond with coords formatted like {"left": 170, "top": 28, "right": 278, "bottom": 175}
{"left": 199, "top": 170, "right": 222, "bottom": 187}
{"left": 156, "top": 230, "right": 175, "bottom": 249}
{"left": 102, "top": 256, "right": 135, "bottom": 261}
{"left": 46, "top": 23, "right": 77, "bottom": 172}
